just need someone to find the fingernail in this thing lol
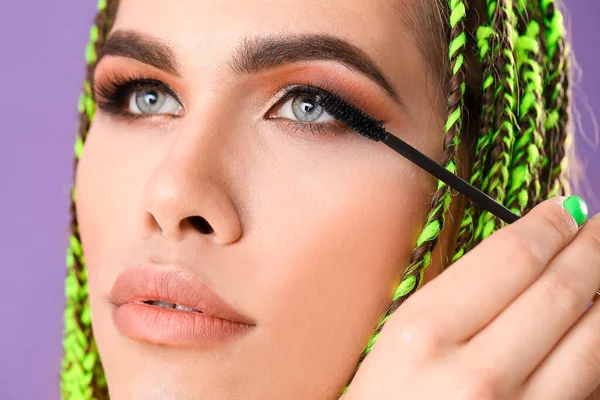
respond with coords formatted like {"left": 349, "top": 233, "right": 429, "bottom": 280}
{"left": 563, "top": 196, "right": 589, "bottom": 227}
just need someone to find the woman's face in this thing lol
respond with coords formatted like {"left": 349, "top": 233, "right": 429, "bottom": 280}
{"left": 76, "top": 0, "right": 457, "bottom": 398}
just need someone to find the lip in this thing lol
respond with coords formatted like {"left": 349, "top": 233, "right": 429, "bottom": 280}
{"left": 110, "top": 265, "right": 254, "bottom": 348}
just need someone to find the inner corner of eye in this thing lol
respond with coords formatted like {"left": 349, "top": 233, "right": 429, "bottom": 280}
{"left": 264, "top": 104, "right": 281, "bottom": 119}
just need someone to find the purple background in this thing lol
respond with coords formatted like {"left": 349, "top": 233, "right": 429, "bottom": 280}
{"left": 0, "top": 1, "right": 598, "bottom": 399}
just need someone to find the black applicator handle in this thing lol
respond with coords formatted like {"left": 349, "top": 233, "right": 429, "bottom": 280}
{"left": 383, "top": 133, "right": 520, "bottom": 224}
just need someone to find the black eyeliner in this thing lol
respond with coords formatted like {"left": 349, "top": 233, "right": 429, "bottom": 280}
{"left": 93, "top": 75, "right": 181, "bottom": 118}
{"left": 268, "top": 84, "right": 363, "bottom": 136}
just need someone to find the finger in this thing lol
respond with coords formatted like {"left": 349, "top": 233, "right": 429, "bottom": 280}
{"left": 465, "top": 213, "right": 600, "bottom": 389}
{"left": 399, "top": 197, "right": 580, "bottom": 344}
{"left": 519, "top": 298, "right": 600, "bottom": 400}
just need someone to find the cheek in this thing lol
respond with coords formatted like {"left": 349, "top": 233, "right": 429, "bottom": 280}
{"left": 77, "top": 133, "right": 119, "bottom": 255}
{"left": 74, "top": 119, "right": 157, "bottom": 308}
{"left": 235, "top": 136, "right": 434, "bottom": 381}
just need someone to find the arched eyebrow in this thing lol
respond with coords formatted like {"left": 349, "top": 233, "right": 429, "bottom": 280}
{"left": 228, "top": 34, "right": 399, "bottom": 102}
{"left": 98, "top": 30, "right": 400, "bottom": 102}
{"left": 98, "top": 30, "right": 181, "bottom": 76}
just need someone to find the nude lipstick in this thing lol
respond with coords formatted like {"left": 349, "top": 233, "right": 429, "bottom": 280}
{"left": 110, "top": 266, "right": 254, "bottom": 348}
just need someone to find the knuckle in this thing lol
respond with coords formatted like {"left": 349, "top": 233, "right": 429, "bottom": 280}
{"left": 449, "top": 368, "right": 501, "bottom": 400}
{"left": 391, "top": 322, "right": 443, "bottom": 367}
{"left": 570, "top": 328, "right": 600, "bottom": 389}
{"left": 590, "top": 330, "right": 600, "bottom": 377}
{"left": 540, "top": 272, "right": 583, "bottom": 314}
{"left": 538, "top": 210, "right": 575, "bottom": 247}
{"left": 581, "top": 220, "right": 600, "bottom": 260}
{"left": 497, "top": 232, "right": 544, "bottom": 272}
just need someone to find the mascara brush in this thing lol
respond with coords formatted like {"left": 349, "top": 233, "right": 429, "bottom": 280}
{"left": 317, "top": 91, "right": 520, "bottom": 224}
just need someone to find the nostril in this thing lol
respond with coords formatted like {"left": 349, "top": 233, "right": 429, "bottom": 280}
{"left": 188, "top": 216, "right": 214, "bottom": 234}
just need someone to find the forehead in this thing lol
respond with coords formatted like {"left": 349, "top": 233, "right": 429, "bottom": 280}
{"left": 114, "top": 2, "right": 427, "bottom": 77}
{"left": 114, "top": 0, "right": 418, "bottom": 43}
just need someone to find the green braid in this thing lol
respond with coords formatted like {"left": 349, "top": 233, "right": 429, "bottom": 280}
{"left": 540, "top": 0, "right": 571, "bottom": 197}
{"left": 506, "top": 9, "right": 546, "bottom": 214}
{"left": 474, "top": 0, "right": 519, "bottom": 242}
{"left": 61, "top": 0, "right": 118, "bottom": 399}
{"left": 456, "top": 1, "right": 570, "bottom": 256}
{"left": 453, "top": 23, "right": 499, "bottom": 261}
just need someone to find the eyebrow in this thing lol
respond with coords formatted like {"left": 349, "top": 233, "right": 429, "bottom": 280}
{"left": 98, "top": 30, "right": 399, "bottom": 102}
{"left": 98, "top": 31, "right": 181, "bottom": 76}
{"left": 228, "top": 34, "right": 399, "bottom": 101}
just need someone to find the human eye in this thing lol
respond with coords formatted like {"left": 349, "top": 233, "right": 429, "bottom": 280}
{"left": 93, "top": 74, "right": 183, "bottom": 120}
{"left": 266, "top": 85, "right": 354, "bottom": 136}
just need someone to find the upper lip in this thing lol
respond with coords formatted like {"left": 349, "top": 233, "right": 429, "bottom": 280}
{"left": 110, "top": 265, "right": 254, "bottom": 325}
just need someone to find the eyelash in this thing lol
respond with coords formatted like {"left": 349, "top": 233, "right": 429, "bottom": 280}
{"left": 93, "top": 72, "right": 181, "bottom": 122}
{"left": 92, "top": 73, "right": 371, "bottom": 136}
{"left": 268, "top": 84, "right": 353, "bottom": 137}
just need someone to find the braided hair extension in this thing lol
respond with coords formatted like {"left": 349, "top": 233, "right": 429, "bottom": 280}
{"left": 473, "top": 0, "right": 519, "bottom": 241}
{"left": 507, "top": 2, "right": 546, "bottom": 214}
{"left": 61, "top": 1, "right": 119, "bottom": 399}
{"left": 453, "top": 19, "right": 499, "bottom": 260}
{"left": 62, "top": 0, "right": 572, "bottom": 398}
{"left": 540, "top": 0, "right": 571, "bottom": 198}
{"left": 454, "top": 0, "right": 570, "bottom": 258}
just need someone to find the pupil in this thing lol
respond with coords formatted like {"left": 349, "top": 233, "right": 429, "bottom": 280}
{"left": 291, "top": 94, "right": 323, "bottom": 122}
{"left": 145, "top": 90, "right": 158, "bottom": 105}
{"left": 301, "top": 99, "right": 315, "bottom": 114}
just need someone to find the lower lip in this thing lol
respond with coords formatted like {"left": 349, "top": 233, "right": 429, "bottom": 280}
{"left": 113, "top": 303, "right": 253, "bottom": 348}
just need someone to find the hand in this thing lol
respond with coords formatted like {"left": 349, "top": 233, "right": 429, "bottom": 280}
{"left": 343, "top": 197, "right": 600, "bottom": 400}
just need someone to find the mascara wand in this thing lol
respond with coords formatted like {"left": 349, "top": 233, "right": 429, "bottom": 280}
{"left": 318, "top": 92, "right": 520, "bottom": 224}
{"left": 383, "top": 134, "right": 519, "bottom": 224}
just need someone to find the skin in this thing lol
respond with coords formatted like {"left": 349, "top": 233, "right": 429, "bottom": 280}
{"left": 76, "top": 0, "right": 465, "bottom": 398}
{"left": 343, "top": 199, "right": 600, "bottom": 400}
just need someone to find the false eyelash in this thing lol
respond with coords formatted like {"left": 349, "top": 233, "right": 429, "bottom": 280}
{"left": 92, "top": 71, "right": 182, "bottom": 119}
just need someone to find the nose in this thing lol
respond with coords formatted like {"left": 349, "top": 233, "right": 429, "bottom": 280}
{"left": 139, "top": 131, "right": 242, "bottom": 245}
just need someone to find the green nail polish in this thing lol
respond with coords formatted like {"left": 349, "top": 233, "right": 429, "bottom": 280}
{"left": 563, "top": 196, "right": 589, "bottom": 227}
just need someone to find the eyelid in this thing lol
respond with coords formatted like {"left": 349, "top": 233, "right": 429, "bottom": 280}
{"left": 267, "top": 82, "right": 346, "bottom": 110}
{"left": 265, "top": 83, "right": 386, "bottom": 126}
{"left": 138, "top": 79, "right": 183, "bottom": 105}
{"left": 94, "top": 76, "right": 181, "bottom": 104}
{"left": 92, "top": 71, "right": 185, "bottom": 120}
